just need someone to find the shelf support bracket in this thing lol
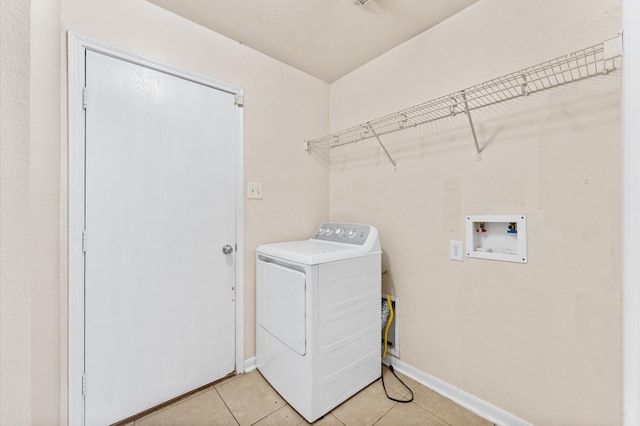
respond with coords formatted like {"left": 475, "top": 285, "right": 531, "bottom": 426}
{"left": 368, "top": 124, "right": 397, "bottom": 170}
{"left": 461, "top": 90, "right": 482, "bottom": 156}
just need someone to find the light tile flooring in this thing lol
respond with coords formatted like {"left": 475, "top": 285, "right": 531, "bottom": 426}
{"left": 122, "top": 366, "right": 494, "bottom": 426}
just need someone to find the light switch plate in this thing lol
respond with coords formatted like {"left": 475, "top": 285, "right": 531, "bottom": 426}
{"left": 247, "top": 182, "right": 263, "bottom": 199}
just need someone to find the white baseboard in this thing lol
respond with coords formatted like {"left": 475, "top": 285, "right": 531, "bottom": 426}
{"left": 243, "top": 356, "right": 257, "bottom": 373}
{"left": 384, "top": 357, "right": 532, "bottom": 426}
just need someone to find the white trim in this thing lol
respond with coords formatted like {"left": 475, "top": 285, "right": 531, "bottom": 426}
{"left": 622, "top": 1, "right": 640, "bottom": 424}
{"left": 243, "top": 356, "right": 257, "bottom": 373}
{"left": 67, "top": 32, "right": 245, "bottom": 425}
{"left": 384, "top": 357, "right": 532, "bottom": 426}
{"left": 235, "top": 89, "right": 245, "bottom": 374}
{"left": 69, "top": 34, "right": 241, "bottom": 96}
{"left": 67, "top": 32, "right": 87, "bottom": 426}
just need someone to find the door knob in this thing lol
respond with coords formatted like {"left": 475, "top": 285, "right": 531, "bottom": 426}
{"left": 222, "top": 244, "right": 234, "bottom": 255}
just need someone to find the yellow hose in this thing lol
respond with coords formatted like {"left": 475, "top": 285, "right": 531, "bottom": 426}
{"left": 382, "top": 294, "right": 394, "bottom": 359}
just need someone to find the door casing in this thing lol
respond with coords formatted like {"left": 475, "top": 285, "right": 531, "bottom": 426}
{"left": 67, "top": 32, "right": 245, "bottom": 426}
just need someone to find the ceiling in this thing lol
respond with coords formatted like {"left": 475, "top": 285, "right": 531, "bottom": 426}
{"left": 146, "top": 0, "right": 479, "bottom": 82}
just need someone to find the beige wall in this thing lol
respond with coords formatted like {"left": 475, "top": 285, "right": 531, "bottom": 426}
{"left": 329, "top": 0, "right": 622, "bottom": 424}
{"left": 30, "top": 0, "right": 63, "bottom": 423}
{"left": 4, "top": 0, "right": 627, "bottom": 424}
{"left": 24, "top": 0, "right": 330, "bottom": 423}
{"left": 1, "top": 0, "right": 32, "bottom": 425}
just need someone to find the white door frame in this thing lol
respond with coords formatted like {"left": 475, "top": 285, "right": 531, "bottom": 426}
{"left": 67, "top": 32, "right": 245, "bottom": 426}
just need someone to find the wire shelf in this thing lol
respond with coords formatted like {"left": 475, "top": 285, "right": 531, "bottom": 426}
{"left": 305, "top": 37, "right": 621, "bottom": 155}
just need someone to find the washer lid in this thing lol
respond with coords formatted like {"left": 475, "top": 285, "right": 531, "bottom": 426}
{"left": 257, "top": 239, "right": 379, "bottom": 265}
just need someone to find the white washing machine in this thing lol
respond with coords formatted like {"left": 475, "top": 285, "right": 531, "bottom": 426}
{"left": 256, "top": 223, "right": 382, "bottom": 423}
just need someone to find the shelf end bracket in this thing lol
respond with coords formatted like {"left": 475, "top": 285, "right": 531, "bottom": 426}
{"left": 461, "top": 90, "right": 482, "bottom": 156}
{"left": 368, "top": 125, "right": 397, "bottom": 169}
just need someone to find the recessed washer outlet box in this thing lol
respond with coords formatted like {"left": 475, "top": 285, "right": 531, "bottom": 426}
{"left": 466, "top": 215, "right": 527, "bottom": 263}
{"left": 382, "top": 296, "right": 399, "bottom": 357}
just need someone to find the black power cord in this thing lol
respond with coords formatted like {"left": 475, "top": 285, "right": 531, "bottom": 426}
{"left": 380, "top": 364, "right": 414, "bottom": 403}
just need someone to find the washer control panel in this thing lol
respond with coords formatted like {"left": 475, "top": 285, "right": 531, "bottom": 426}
{"left": 312, "top": 223, "right": 371, "bottom": 245}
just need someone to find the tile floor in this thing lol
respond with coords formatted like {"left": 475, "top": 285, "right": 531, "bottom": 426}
{"left": 122, "top": 366, "right": 494, "bottom": 426}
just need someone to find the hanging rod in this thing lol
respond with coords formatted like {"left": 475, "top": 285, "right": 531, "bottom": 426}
{"left": 305, "top": 36, "right": 622, "bottom": 158}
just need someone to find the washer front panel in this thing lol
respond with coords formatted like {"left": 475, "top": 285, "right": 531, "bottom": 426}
{"left": 257, "top": 259, "right": 306, "bottom": 355}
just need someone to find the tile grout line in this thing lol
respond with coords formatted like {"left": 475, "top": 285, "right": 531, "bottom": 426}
{"left": 214, "top": 386, "right": 241, "bottom": 426}
{"left": 248, "top": 403, "right": 290, "bottom": 426}
{"left": 375, "top": 375, "right": 461, "bottom": 426}
{"left": 382, "top": 367, "right": 490, "bottom": 426}
{"left": 411, "top": 396, "right": 463, "bottom": 426}
{"left": 368, "top": 380, "right": 399, "bottom": 426}
{"left": 332, "top": 413, "right": 348, "bottom": 426}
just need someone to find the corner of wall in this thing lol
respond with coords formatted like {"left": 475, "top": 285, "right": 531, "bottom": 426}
{"left": 0, "top": 0, "right": 32, "bottom": 424}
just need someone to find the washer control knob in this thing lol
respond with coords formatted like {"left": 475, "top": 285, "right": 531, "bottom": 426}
{"left": 335, "top": 228, "right": 343, "bottom": 237}
{"left": 347, "top": 229, "right": 356, "bottom": 238}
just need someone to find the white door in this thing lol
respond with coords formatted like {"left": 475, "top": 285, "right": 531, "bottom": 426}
{"left": 84, "top": 50, "right": 237, "bottom": 425}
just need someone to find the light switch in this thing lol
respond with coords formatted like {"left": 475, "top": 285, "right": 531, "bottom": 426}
{"left": 247, "top": 182, "right": 263, "bottom": 199}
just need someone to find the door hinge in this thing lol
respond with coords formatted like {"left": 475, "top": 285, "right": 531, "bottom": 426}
{"left": 234, "top": 93, "right": 244, "bottom": 107}
{"left": 82, "top": 373, "right": 87, "bottom": 396}
{"left": 82, "top": 230, "right": 87, "bottom": 253}
{"left": 82, "top": 87, "right": 88, "bottom": 109}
